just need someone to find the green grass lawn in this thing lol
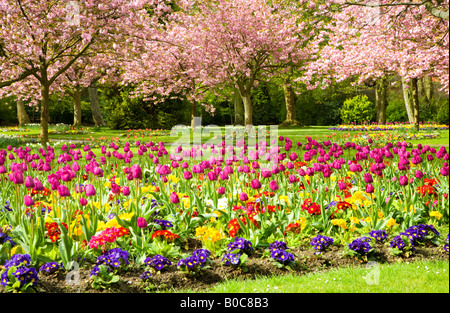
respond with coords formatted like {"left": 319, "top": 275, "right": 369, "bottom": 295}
{"left": 176, "top": 259, "right": 449, "bottom": 293}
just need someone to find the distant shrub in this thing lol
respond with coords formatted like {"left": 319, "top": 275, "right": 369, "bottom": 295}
{"left": 340, "top": 95, "right": 376, "bottom": 124}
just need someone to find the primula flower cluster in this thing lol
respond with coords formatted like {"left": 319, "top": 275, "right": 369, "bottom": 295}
{"left": 0, "top": 254, "right": 38, "bottom": 289}
{"left": 45, "top": 222, "right": 68, "bottom": 242}
{"left": 310, "top": 235, "right": 334, "bottom": 252}
{"left": 269, "top": 240, "right": 295, "bottom": 264}
{"left": 221, "top": 237, "right": 253, "bottom": 267}
{"left": 0, "top": 225, "right": 16, "bottom": 247}
{"left": 369, "top": 230, "right": 388, "bottom": 243}
{"left": 348, "top": 237, "right": 373, "bottom": 255}
{"left": 195, "top": 226, "right": 224, "bottom": 243}
{"left": 400, "top": 224, "right": 440, "bottom": 246}
{"left": 88, "top": 226, "right": 130, "bottom": 249}
{"left": 301, "top": 198, "right": 321, "bottom": 215}
{"left": 39, "top": 262, "right": 61, "bottom": 275}
{"left": 227, "top": 237, "right": 254, "bottom": 254}
{"left": 144, "top": 254, "right": 172, "bottom": 271}
{"left": 91, "top": 248, "right": 129, "bottom": 277}
{"left": 177, "top": 249, "right": 211, "bottom": 274}
{"left": 151, "top": 229, "right": 179, "bottom": 241}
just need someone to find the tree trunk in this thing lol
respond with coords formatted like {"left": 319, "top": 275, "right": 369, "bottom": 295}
{"left": 282, "top": 82, "right": 299, "bottom": 126}
{"left": 241, "top": 93, "right": 253, "bottom": 126}
{"left": 40, "top": 83, "right": 50, "bottom": 147}
{"left": 375, "top": 76, "right": 388, "bottom": 124}
{"left": 88, "top": 83, "right": 106, "bottom": 126}
{"left": 411, "top": 78, "right": 420, "bottom": 131}
{"left": 73, "top": 85, "right": 82, "bottom": 127}
{"left": 17, "top": 98, "right": 30, "bottom": 126}
{"left": 191, "top": 100, "right": 198, "bottom": 129}
{"left": 402, "top": 77, "right": 415, "bottom": 123}
{"left": 233, "top": 88, "right": 244, "bottom": 125}
{"left": 422, "top": 76, "right": 434, "bottom": 106}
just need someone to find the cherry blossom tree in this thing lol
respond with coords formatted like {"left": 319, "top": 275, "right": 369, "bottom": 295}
{"left": 0, "top": 0, "right": 165, "bottom": 146}
{"left": 302, "top": 0, "right": 448, "bottom": 128}
{"left": 123, "top": 0, "right": 317, "bottom": 127}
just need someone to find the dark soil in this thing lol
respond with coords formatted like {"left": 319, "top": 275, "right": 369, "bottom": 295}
{"left": 10, "top": 240, "right": 447, "bottom": 294}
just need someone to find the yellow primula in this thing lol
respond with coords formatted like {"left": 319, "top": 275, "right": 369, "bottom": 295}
{"left": 279, "top": 195, "right": 289, "bottom": 205}
{"left": 430, "top": 211, "right": 443, "bottom": 220}
{"left": 166, "top": 174, "right": 180, "bottom": 184}
{"left": 181, "top": 196, "right": 190, "bottom": 208}
{"left": 386, "top": 217, "right": 398, "bottom": 228}
{"left": 91, "top": 201, "right": 111, "bottom": 212}
{"left": 296, "top": 217, "right": 307, "bottom": 231}
{"left": 195, "top": 226, "right": 223, "bottom": 243}
{"left": 331, "top": 218, "right": 347, "bottom": 229}
{"left": 402, "top": 205, "right": 416, "bottom": 213}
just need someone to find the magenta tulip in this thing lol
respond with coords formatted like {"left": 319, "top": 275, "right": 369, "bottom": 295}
{"left": 84, "top": 184, "right": 96, "bottom": 197}
{"left": 170, "top": 192, "right": 180, "bottom": 204}
{"left": 24, "top": 195, "right": 34, "bottom": 206}
{"left": 365, "top": 184, "right": 374, "bottom": 194}
{"left": 250, "top": 179, "right": 262, "bottom": 190}
{"left": 269, "top": 180, "right": 279, "bottom": 191}
{"left": 57, "top": 185, "right": 70, "bottom": 198}
{"left": 239, "top": 192, "right": 248, "bottom": 202}
{"left": 79, "top": 198, "right": 88, "bottom": 206}
{"left": 137, "top": 217, "right": 148, "bottom": 229}
{"left": 122, "top": 186, "right": 131, "bottom": 196}
{"left": 398, "top": 175, "right": 409, "bottom": 186}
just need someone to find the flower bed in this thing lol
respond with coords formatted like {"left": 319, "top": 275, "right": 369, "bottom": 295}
{"left": 0, "top": 132, "right": 448, "bottom": 293}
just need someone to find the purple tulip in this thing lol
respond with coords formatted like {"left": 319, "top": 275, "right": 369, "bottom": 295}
{"left": 288, "top": 174, "right": 297, "bottom": 184}
{"left": 261, "top": 168, "right": 272, "bottom": 179}
{"left": 207, "top": 171, "right": 217, "bottom": 181}
{"left": 33, "top": 178, "right": 44, "bottom": 191}
{"left": 111, "top": 183, "right": 121, "bottom": 195}
{"left": 338, "top": 181, "right": 347, "bottom": 191}
{"left": 24, "top": 176, "right": 35, "bottom": 189}
{"left": 131, "top": 164, "right": 143, "bottom": 180}
{"left": 218, "top": 186, "right": 226, "bottom": 195}
{"left": 441, "top": 166, "right": 449, "bottom": 176}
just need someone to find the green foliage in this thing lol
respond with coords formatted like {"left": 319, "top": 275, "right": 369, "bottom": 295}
{"left": 99, "top": 86, "right": 190, "bottom": 130}
{"left": 386, "top": 97, "right": 408, "bottom": 123}
{"left": 90, "top": 264, "right": 120, "bottom": 290}
{"left": 0, "top": 97, "right": 18, "bottom": 125}
{"left": 435, "top": 99, "right": 449, "bottom": 124}
{"left": 340, "top": 95, "right": 376, "bottom": 124}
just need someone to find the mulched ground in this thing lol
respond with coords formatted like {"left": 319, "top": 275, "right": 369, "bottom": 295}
{"left": 22, "top": 240, "right": 448, "bottom": 294}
